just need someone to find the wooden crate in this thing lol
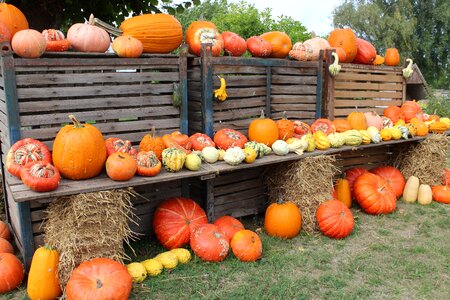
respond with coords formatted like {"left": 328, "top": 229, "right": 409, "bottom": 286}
{"left": 323, "top": 51, "right": 406, "bottom": 119}
{"left": 188, "top": 45, "right": 323, "bottom": 137}
{"left": 0, "top": 46, "right": 189, "bottom": 269}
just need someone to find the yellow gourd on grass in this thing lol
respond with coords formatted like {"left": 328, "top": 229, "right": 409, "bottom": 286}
{"left": 127, "top": 262, "right": 147, "bottom": 283}
{"left": 403, "top": 176, "right": 420, "bottom": 203}
{"left": 417, "top": 184, "right": 432, "bottom": 205}
{"left": 155, "top": 251, "right": 178, "bottom": 269}
{"left": 170, "top": 248, "right": 192, "bottom": 264}
{"left": 141, "top": 259, "right": 164, "bottom": 277}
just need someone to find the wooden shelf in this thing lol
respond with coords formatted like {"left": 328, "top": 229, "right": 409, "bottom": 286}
{"left": 9, "top": 133, "right": 447, "bottom": 203}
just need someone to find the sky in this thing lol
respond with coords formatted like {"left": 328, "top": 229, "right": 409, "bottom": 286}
{"left": 227, "top": 0, "right": 343, "bottom": 36}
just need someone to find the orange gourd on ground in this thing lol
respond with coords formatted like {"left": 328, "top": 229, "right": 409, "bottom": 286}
{"left": 334, "top": 179, "right": 352, "bottom": 208}
{"left": 52, "top": 115, "right": 106, "bottom": 180}
{"left": 432, "top": 186, "right": 450, "bottom": 204}
{"left": 327, "top": 28, "right": 358, "bottom": 63}
{"left": 0, "top": 238, "right": 13, "bottom": 254}
{"left": 354, "top": 173, "right": 397, "bottom": 214}
{"left": 0, "top": 253, "right": 24, "bottom": 293}
{"left": 260, "top": 31, "right": 292, "bottom": 58}
{"left": 0, "top": 221, "right": 10, "bottom": 241}
{"left": 316, "top": 200, "right": 354, "bottom": 239}
{"left": 248, "top": 110, "right": 279, "bottom": 146}
{"left": 231, "top": 230, "right": 262, "bottom": 262}
{"left": 213, "top": 216, "right": 245, "bottom": 243}
{"left": 264, "top": 201, "right": 302, "bottom": 239}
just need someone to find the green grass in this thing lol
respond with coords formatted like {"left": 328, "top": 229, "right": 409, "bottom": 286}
{"left": 3, "top": 201, "right": 450, "bottom": 299}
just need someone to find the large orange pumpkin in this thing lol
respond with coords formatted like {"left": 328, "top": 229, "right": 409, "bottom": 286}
{"left": 354, "top": 172, "right": 397, "bottom": 214}
{"left": 384, "top": 106, "right": 405, "bottom": 123}
{"left": 119, "top": 14, "right": 182, "bottom": 53}
{"left": 0, "top": 2, "right": 28, "bottom": 38}
{"left": 0, "top": 253, "right": 24, "bottom": 293}
{"left": 432, "top": 185, "right": 450, "bottom": 204}
{"left": 384, "top": 48, "right": 400, "bottom": 66}
{"left": 370, "top": 166, "right": 405, "bottom": 198}
{"left": 153, "top": 197, "right": 208, "bottom": 250}
{"left": 353, "top": 38, "right": 377, "bottom": 64}
{"left": 190, "top": 224, "right": 229, "bottom": 262}
{"left": 185, "top": 20, "right": 223, "bottom": 57}
{"left": 264, "top": 201, "right": 302, "bottom": 239}
{"left": 231, "top": 229, "right": 262, "bottom": 262}
{"left": 347, "top": 111, "right": 367, "bottom": 130}
{"left": 260, "top": 31, "right": 292, "bottom": 58}
{"left": 66, "top": 258, "right": 132, "bottom": 300}
{"left": 328, "top": 28, "right": 358, "bottom": 63}
{"left": 248, "top": 110, "right": 279, "bottom": 146}
{"left": 11, "top": 29, "right": 47, "bottom": 58}
{"left": 316, "top": 200, "right": 354, "bottom": 239}
{"left": 52, "top": 115, "right": 106, "bottom": 180}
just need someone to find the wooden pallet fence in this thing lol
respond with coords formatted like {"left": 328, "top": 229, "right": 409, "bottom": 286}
{"left": 188, "top": 45, "right": 323, "bottom": 137}
{"left": 0, "top": 45, "right": 188, "bottom": 269}
{"left": 323, "top": 50, "right": 406, "bottom": 119}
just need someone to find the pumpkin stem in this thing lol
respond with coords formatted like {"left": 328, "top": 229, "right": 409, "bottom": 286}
{"left": 90, "top": 14, "right": 123, "bottom": 37}
{"left": 151, "top": 126, "right": 156, "bottom": 138}
{"left": 259, "top": 109, "right": 266, "bottom": 119}
{"left": 68, "top": 114, "right": 84, "bottom": 128}
{"left": 282, "top": 111, "right": 288, "bottom": 120}
{"left": 44, "top": 244, "right": 55, "bottom": 251}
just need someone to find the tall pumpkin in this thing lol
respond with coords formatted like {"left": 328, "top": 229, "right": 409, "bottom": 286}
{"left": 52, "top": 115, "right": 106, "bottom": 180}
{"left": 328, "top": 28, "right": 358, "bottom": 63}
{"left": 66, "top": 258, "right": 132, "bottom": 300}
{"left": 334, "top": 178, "right": 351, "bottom": 208}
{"left": 0, "top": 2, "right": 28, "bottom": 38}
{"left": 260, "top": 31, "right": 292, "bottom": 58}
{"left": 248, "top": 110, "right": 279, "bottom": 146}
{"left": 27, "top": 245, "right": 61, "bottom": 300}
{"left": 153, "top": 197, "right": 208, "bottom": 250}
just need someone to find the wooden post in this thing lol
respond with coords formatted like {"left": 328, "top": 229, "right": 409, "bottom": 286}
{"left": 323, "top": 49, "right": 335, "bottom": 119}
{"left": 179, "top": 44, "right": 189, "bottom": 134}
{"left": 204, "top": 179, "right": 215, "bottom": 221}
{"left": 200, "top": 44, "right": 214, "bottom": 137}
{"left": 1, "top": 47, "right": 34, "bottom": 271}
{"left": 316, "top": 50, "right": 324, "bottom": 119}
{"left": 265, "top": 66, "right": 272, "bottom": 118}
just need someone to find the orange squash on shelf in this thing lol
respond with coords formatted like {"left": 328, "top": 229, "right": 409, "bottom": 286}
{"left": 260, "top": 31, "right": 292, "bottom": 58}
{"left": 248, "top": 110, "right": 279, "bottom": 146}
{"left": 327, "top": 28, "right": 358, "bottom": 63}
{"left": 384, "top": 48, "right": 400, "bottom": 66}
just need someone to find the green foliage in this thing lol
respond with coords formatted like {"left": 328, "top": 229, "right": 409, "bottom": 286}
{"left": 422, "top": 93, "right": 450, "bottom": 117}
{"left": 176, "top": 0, "right": 310, "bottom": 41}
{"left": 332, "top": 0, "right": 450, "bottom": 89}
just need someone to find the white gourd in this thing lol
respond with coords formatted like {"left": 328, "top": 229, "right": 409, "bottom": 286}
{"left": 403, "top": 176, "right": 420, "bottom": 203}
{"left": 272, "top": 140, "right": 289, "bottom": 156}
{"left": 201, "top": 146, "right": 219, "bottom": 163}
{"left": 224, "top": 147, "right": 245, "bottom": 166}
{"left": 417, "top": 184, "right": 432, "bottom": 205}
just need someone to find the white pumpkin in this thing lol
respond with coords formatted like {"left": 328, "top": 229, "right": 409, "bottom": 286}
{"left": 224, "top": 147, "right": 245, "bottom": 166}
{"left": 272, "top": 140, "right": 289, "bottom": 156}
{"left": 202, "top": 146, "right": 219, "bottom": 163}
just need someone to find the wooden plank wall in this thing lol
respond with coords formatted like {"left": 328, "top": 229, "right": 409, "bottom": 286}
{"left": 0, "top": 56, "right": 9, "bottom": 154}
{"left": 334, "top": 144, "right": 394, "bottom": 173}
{"left": 10, "top": 54, "right": 182, "bottom": 152}
{"left": 188, "top": 58, "right": 319, "bottom": 136}
{"left": 331, "top": 63, "right": 405, "bottom": 119}
{"left": 31, "top": 181, "right": 182, "bottom": 248}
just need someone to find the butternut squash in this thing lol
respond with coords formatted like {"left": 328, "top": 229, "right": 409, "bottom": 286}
{"left": 417, "top": 184, "right": 432, "bottom": 205}
{"left": 402, "top": 176, "right": 420, "bottom": 203}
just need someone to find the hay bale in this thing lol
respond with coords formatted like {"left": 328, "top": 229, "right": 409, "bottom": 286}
{"left": 264, "top": 155, "right": 338, "bottom": 233}
{"left": 395, "top": 134, "right": 449, "bottom": 185}
{"left": 44, "top": 189, "right": 138, "bottom": 287}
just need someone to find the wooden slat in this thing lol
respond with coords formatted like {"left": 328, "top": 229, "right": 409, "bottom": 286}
{"left": 271, "top": 95, "right": 317, "bottom": 104}
{"left": 335, "top": 90, "right": 403, "bottom": 99}
{"left": 271, "top": 75, "right": 317, "bottom": 85}
{"left": 334, "top": 99, "right": 403, "bottom": 108}
{"left": 271, "top": 85, "right": 317, "bottom": 95}
{"left": 336, "top": 72, "right": 402, "bottom": 83}
{"left": 270, "top": 103, "right": 316, "bottom": 111}
{"left": 334, "top": 107, "right": 385, "bottom": 116}
{"left": 272, "top": 67, "right": 317, "bottom": 76}
{"left": 335, "top": 81, "right": 403, "bottom": 91}
{"left": 215, "top": 178, "right": 262, "bottom": 196}
{"left": 212, "top": 97, "right": 265, "bottom": 110}
{"left": 214, "top": 196, "right": 265, "bottom": 217}
{"left": 213, "top": 65, "right": 266, "bottom": 75}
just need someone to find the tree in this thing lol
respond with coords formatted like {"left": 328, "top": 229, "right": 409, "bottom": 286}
{"left": 332, "top": 0, "right": 450, "bottom": 89}
{"left": 6, "top": 0, "right": 200, "bottom": 31}
{"left": 175, "top": 0, "right": 310, "bottom": 41}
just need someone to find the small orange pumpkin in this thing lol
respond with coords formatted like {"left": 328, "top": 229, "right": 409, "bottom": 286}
{"left": 372, "top": 54, "right": 385, "bottom": 65}
{"left": 112, "top": 35, "right": 143, "bottom": 58}
{"left": 260, "top": 31, "right": 292, "bottom": 58}
{"left": 139, "top": 127, "right": 165, "bottom": 161}
{"left": 264, "top": 200, "right": 302, "bottom": 239}
{"left": 0, "top": 253, "right": 24, "bottom": 293}
{"left": 414, "top": 121, "right": 429, "bottom": 136}
{"left": 230, "top": 229, "right": 262, "bottom": 262}
{"left": 347, "top": 111, "right": 367, "bottom": 130}
{"left": 384, "top": 48, "right": 400, "bottom": 66}
{"left": 332, "top": 119, "right": 352, "bottom": 133}
{"left": 276, "top": 112, "right": 295, "bottom": 140}
{"left": 106, "top": 152, "right": 137, "bottom": 181}
{"left": 11, "top": 29, "right": 47, "bottom": 58}
{"left": 248, "top": 110, "right": 279, "bottom": 147}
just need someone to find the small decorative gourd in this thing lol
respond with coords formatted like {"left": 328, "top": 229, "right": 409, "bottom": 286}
{"left": 243, "top": 147, "right": 257, "bottom": 163}
{"left": 342, "top": 130, "right": 363, "bottom": 146}
{"left": 403, "top": 176, "right": 420, "bottom": 203}
{"left": 327, "top": 132, "right": 345, "bottom": 148}
{"left": 389, "top": 126, "right": 402, "bottom": 140}
{"left": 126, "top": 262, "right": 147, "bottom": 283}
{"left": 201, "top": 146, "right": 219, "bottom": 163}
{"left": 285, "top": 138, "right": 308, "bottom": 154}
{"left": 224, "top": 147, "right": 246, "bottom": 166}
{"left": 380, "top": 128, "right": 392, "bottom": 141}
{"left": 244, "top": 141, "right": 272, "bottom": 158}
{"left": 358, "top": 130, "right": 372, "bottom": 145}
{"left": 141, "top": 259, "right": 163, "bottom": 277}
{"left": 271, "top": 140, "right": 289, "bottom": 155}
{"left": 313, "top": 131, "right": 331, "bottom": 150}
{"left": 170, "top": 248, "right": 192, "bottom": 264}
{"left": 417, "top": 184, "right": 432, "bottom": 205}
{"left": 301, "top": 133, "right": 316, "bottom": 152}
{"left": 428, "top": 121, "right": 448, "bottom": 134}
{"left": 154, "top": 252, "right": 179, "bottom": 269}
{"left": 184, "top": 153, "right": 202, "bottom": 171}
{"left": 162, "top": 148, "right": 187, "bottom": 172}
{"left": 397, "top": 126, "right": 409, "bottom": 139}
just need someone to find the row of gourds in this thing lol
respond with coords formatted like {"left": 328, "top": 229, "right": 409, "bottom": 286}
{"left": 1, "top": 1, "right": 403, "bottom": 66}
{"left": 5, "top": 100, "right": 449, "bottom": 193}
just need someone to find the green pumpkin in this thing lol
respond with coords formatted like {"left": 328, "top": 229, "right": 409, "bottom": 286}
{"left": 342, "top": 130, "right": 363, "bottom": 146}
{"left": 162, "top": 148, "right": 187, "bottom": 172}
{"left": 244, "top": 141, "right": 272, "bottom": 158}
{"left": 327, "top": 132, "right": 345, "bottom": 148}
